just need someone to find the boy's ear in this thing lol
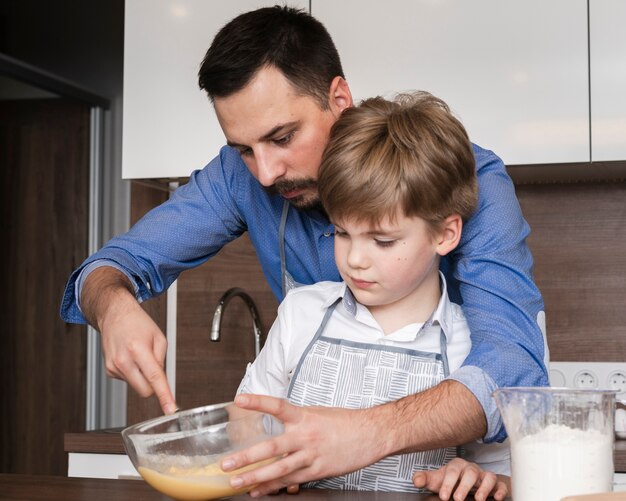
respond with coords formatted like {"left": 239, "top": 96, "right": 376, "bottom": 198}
{"left": 329, "top": 76, "right": 353, "bottom": 116}
{"left": 435, "top": 214, "right": 463, "bottom": 257}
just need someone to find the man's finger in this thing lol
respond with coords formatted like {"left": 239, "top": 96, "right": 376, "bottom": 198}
{"left": 107, "top": 349, "right": 154, "bottom": 397}
{"left": 286, "top": 484, "right": 300, "bottom": 494}
{"left": 221, "top": 431, "right": 300, "bottom": 473}
{"left": 152, "top": 332, "right": 168, "bottom": 366}
{"left": 135, "top": 350, "right": 177, "bottom": 414}
{"left": 233, "top": 451, "right": 313, "bottom": 496}
{"left": 120, "top": 364, "right": 154, "bottom": 398}
{"left": 234, "top": 394, "right": 302, "bottom": 423}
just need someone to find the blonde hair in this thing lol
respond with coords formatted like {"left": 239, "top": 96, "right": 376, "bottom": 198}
{"left": 318, "top": 91, "right": 478, "bottom": 231}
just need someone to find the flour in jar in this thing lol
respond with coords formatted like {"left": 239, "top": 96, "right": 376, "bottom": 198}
{"left": 511, "top": 423, "right": 613, "bottom": 501}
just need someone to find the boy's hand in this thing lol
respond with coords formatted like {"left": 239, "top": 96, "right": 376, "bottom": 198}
{"left": 412, "top": 457, "right": 509, "bottom": 501}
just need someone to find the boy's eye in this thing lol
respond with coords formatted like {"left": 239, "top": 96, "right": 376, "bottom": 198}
{"left": 335, "top": 230, "right": 348, "bottom": 238}
{"left": 375, "top": 239, "right": 395, "bottom": 248}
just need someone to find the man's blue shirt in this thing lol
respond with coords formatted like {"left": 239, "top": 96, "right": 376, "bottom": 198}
{"left": 60, "top": 143, "right": 549, "bottom": 442}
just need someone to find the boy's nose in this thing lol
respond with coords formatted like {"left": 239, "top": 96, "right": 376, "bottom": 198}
{"left": 347, "top": 245, "right": 368, "bottom": 269}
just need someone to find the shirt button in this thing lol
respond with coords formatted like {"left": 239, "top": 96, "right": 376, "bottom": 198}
{"left": 323, "top": 232, "right": 332, "bottom": 237}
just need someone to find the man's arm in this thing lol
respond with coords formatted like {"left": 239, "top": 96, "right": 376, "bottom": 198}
{"left": 60, "top": 150, "right": 250, "bottom": 413}
{"left": 447, "top": 144, "right": 548, "bottom": 442}
{"left": 222, "top": 381, "right": 485, "bottom": 496}
{"left": 60, "top": 149, "right": 249, "bottom": 325}
{"left": 81, "top": 266, "right": 177, "bottom": 414}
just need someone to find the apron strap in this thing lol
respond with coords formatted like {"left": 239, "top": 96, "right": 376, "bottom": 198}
{"left": 287, "top": 298, "right": 341, "bottom": 397}
{"left": 415, "top": 309, "right": 450, "bottom": 377}
{"left": 439, "top": 330, "right": 450, "bottom": 378}
{"left": 279, "top": 200, "right": 290, "bottom": 298}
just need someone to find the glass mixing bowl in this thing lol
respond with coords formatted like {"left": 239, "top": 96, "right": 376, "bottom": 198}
{"left": 121, "top": 402, "right": 284, "bottom": 500}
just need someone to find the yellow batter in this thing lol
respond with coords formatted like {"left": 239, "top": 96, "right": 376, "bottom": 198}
{"left": 138, "top": 460, "right": 273, "bottom": 501}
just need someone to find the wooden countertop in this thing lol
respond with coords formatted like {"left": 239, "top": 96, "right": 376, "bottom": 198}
{"left": 64, "top": 428, "right": 126, "bottom": 454}
{"left": 0, "top": 474, "right": 462, "bottom": 501}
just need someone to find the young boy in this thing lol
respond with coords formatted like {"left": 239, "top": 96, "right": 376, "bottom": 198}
{"left": 236, "top": 91, "right": 510, "bottom": 500}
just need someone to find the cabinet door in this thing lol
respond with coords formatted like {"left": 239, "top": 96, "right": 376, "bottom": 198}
{"left": 312, "top": 0, "right": 589, "bottom": 166}
{"left": 590, "top": 0, "right": 626, "bottom": 162}
{"left": 123, "top": 0, "right": 308, "bottom": 179}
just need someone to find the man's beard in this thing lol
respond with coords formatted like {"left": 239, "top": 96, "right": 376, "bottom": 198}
{"left": 265, "top": 178, "right": 324, "bottom": 212}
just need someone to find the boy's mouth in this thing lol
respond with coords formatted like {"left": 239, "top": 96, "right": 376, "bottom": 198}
{"left": 350, "top": 277, "right": 375, "bottom": 289}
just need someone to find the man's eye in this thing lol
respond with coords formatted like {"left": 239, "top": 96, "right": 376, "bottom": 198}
{"left": 273, "top": 132, "right": 294, "bottom": 145}
{"left": 238, "top": 147, "right": 253, "bottom": 157}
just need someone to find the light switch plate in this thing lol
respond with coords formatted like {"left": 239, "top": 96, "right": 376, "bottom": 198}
{"left": 549, "top": 361, "right": 626, "bottom": 399}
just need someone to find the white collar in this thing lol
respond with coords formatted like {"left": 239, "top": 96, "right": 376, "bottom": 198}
{"left": 320, "top": 272, "right": 456, "bottom": 341}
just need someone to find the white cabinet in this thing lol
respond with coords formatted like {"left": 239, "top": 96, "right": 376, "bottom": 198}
{"left": 68, "top": 452, "right": 138, "bottom": 479}
{"left": 312, "top": 0, "right": 590, "bottom": 166}
{"left": 123, "top": 1, "right": 624, "bottom": 178}
{"left": 122, "top": 0, "right": 309, "bottom": 179}
{"left": 590, "top": 0, "right": 626, "bottom": 162}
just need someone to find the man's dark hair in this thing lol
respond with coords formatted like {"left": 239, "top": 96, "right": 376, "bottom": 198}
{"left": 198, "top": 5, "right": 344, "bottom": 110}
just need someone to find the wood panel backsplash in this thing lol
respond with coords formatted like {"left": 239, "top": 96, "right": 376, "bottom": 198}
{"left": 175, "top": 234, "right": 277, "bottom": 410}
{"left": 127, "top": 176, "right": 626, "bottom": 423}
{"left": 516, "top": 181, "right": 626, "bottom": 362}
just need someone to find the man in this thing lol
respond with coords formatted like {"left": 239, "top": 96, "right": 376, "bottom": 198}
{"left": 61, "top": 6, "right": 547, "bottom": 497}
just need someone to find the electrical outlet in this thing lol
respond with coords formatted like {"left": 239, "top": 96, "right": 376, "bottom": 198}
{"left": 608, "top": 371, "right": 626, "bottom": 394}
{"left": 574, "top": 370, "right": 597, "bottom": 388}
{"left": 549, "top": 362, "right": 626, "bottom": 398}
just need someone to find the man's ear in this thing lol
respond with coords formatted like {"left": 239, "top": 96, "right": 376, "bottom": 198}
{"left": 435, "top": 214, "right": 463, "bottom": 257}
{"left": 328, "top": 76, "right": 353, "bottom": 116}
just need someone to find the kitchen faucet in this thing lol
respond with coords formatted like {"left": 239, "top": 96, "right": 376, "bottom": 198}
{"left": 210, "top": 287, "right": 263, "bottom": 357}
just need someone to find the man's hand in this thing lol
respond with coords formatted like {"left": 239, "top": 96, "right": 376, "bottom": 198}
{"left": 81, "top": 266, "right": 178, "bottom": 415}
{"left": 221, "top": 381, "right": 486, "bottom": 497}
{"left": 413, "top": 458, "right": 510, "bottom": 501}
{"left": 221, "top": 394, "right": 388, "bottom": 497}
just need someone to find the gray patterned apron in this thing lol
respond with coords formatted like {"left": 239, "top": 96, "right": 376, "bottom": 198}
{"left": 279, "top": 200, "right": 309, "bottom": 296}
{"left": 287, "top": 299, "right": 455, "bottom": 492}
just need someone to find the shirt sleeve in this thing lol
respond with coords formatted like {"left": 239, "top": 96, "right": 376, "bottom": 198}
{"left": 60, "top": 147, "right": 248, "bottom": 324}
{"left": 446, "top": 144, "right": 549, "bottom": 443}
{"left": 237, "top": 298, "right": 293, "bottom": 398}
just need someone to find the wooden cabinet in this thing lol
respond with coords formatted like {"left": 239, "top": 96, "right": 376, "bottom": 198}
{"left": 0, "top": 99, "right": 89, "bottom": 475}
{"left": 312, "top": 0, "right": 590, "bottom": 166}
{"left": 122, "top": 0, "right": 309, "bottom": 179}
{"left": 590, "top": 0, "right": 626, "bottom": 161}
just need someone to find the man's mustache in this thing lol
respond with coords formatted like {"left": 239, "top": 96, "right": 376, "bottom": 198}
{"left": 264, "top": 178, "right": 318, "bottom": 197}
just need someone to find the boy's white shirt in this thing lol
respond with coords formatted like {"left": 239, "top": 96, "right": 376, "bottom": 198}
{"left": 237, "top": 273, "right": 510, "bottom": 475}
